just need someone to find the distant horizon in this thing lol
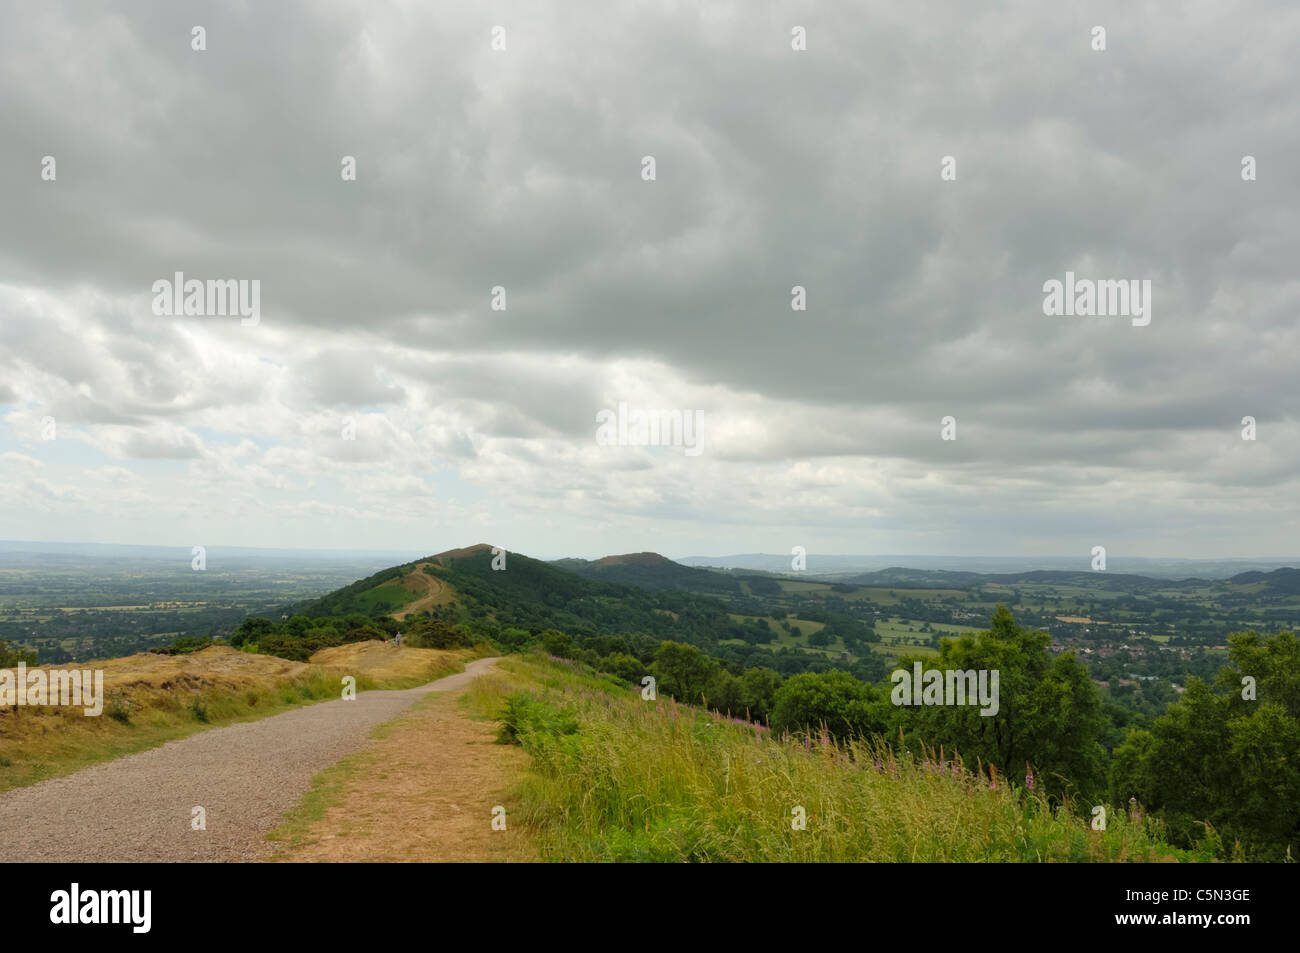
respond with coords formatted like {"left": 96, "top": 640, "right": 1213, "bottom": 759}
{"left": 2, "top": 538, "right": 1297, "bottom": 569}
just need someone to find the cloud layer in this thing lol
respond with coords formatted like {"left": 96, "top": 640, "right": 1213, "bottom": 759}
{"left": 2, "top": 1, "right": 1298, "bottom": 559}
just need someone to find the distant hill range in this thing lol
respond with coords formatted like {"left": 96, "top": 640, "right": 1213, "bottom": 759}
{"left": 677, "top": 553, "right": 1300, "bottom": 581}
{"left": 813, "top": 566, "right": 1300, "bottom": 595}
{"left": 1222, "top": 567, "right": 1300, "bottom": 595}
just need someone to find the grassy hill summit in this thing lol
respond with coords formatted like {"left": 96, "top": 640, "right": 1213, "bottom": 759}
{"left": 553, "top": 551, "right": 744, "bottom": 594}
{"left": 428, "top": 543, "right": 497, "bottom": 563}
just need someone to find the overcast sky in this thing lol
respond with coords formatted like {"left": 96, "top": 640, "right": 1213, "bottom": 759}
{"left": 1, "top": 1, "right": 1298, "bottom": 562}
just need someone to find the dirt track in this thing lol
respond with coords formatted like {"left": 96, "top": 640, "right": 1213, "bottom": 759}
{"left": 391, "top": 563, "right": 450, "bottom": 621}
{"left": 0, "top": 658, "right": 498, "bottom": 862}
{"left": 271, "top": 682, "right": 533, "bottom": 862}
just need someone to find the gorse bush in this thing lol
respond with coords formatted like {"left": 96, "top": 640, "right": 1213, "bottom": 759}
{"left": 405, "top": 619, "right": 473, "bottom": 650}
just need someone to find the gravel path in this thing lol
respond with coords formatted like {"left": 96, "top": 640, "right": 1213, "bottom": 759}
{"left": 0, "top": 657, "right": 499, "bottom": 862}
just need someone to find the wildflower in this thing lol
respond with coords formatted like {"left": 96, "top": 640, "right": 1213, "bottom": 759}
{"left": 1025, "top": 763, "right": 1035, "bottom": 791}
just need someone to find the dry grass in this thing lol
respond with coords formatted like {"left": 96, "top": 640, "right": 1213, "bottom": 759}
{"left": 308, "top": 640, "right": 464, "bottom": 685}
{"left": 0, "top": 643, "right": 470, "bottom": 793}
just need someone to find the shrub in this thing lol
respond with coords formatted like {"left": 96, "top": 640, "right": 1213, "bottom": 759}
{"left": 770, "top": 670, "right": 888, "bottom": 741}
{"left": 107, "top": 690, "right": 132, "bottom": 725}
{"left": 497, "top": 692, "right": 578, "bottom": 745}
{"left": 541, "top": 630, "right": 576, "bottom": 658}
{"left": 406, "top": 619, "right": 472, "bottom": 649}
{"left": 601, "top": 653, "right": 648, "bottom": 686}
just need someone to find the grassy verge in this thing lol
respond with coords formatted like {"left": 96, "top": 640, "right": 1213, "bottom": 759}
{"left": 466, "top": 653, "right": 1204, "bottom": 863}
{"left": 0, "top": 644, "right": 469, "bottom": 793}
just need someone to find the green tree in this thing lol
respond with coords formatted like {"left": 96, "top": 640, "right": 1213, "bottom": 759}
{"left": 652, "top": 641, "right": 719, "bottom": 704}
{"left": 737, "top": 667, "right": 783, "bottom": 723}
{"left": 769, "top": 670, "right": 888, "bottom": 741}
{"left": 229, "top": 616, "right": 274, "bottom": 648}
{"left": 601, "top": 652, "right": 648, "bottom": 686}
{"left": 0, "top": 636, "right": 37, "bottom": 666}
{"left": 540, "top": 629, "right": 575, "bottom": 658}
{"left": 1110, "top": 630, "right": 1300, "bottom": 860}
{"left": 891, "top": 605, "right": 1107, "bottom": 798}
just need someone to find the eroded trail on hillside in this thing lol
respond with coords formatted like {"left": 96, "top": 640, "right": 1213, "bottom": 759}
{"left": 0, "top": 658, "right": 499, "bottom": 862}
{"left": 391, "top": 563, "right": 449, "bottom": 621}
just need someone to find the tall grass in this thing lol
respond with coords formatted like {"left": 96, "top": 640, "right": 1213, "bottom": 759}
{"left": 468, "top": 654, "right": 1202, "bottom": 863}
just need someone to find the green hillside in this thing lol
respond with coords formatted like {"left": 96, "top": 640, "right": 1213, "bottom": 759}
{"left": 552, "top": 551, "right": 744, "bottom": 595}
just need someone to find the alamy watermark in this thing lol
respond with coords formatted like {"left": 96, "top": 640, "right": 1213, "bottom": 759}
{"left": 0, "top": 663, "right": 105, "bottom": 716}
{"left": 50, "top": 884, "right": 150, "bottom": 933}
{"left": 596, "top": 401, "right": 703, "bottom": 456}
{"left": 891, "top": 662, "right": 999, "bottom": 716}
{"left": 1042, "top": 271, "right": 1151, "bottom": 327}
{"left": 152, "top": 272, "right": 260, "bottom": 326}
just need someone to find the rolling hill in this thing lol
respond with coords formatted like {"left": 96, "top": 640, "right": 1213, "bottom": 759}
{"left": 296, "top": 545, "right": 739, "bottom": 644}
{"left": 550, "top": 552, "right": 744, "bottom": 594}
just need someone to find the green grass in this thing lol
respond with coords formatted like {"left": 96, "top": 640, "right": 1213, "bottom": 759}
{"left": 776, "top": 580, "right": 833, "bottom": 593}
{"left": 727, "top": 613, "right": 825, "bottom": 637}
{"left": 350, "top": 578, "right": 420, "bottom": 612}
{"left": 265, "top": 747, "right": 370, "bottom": 856}
{"left": 468, "top": 654, "right": 1198, "bottom": 863}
